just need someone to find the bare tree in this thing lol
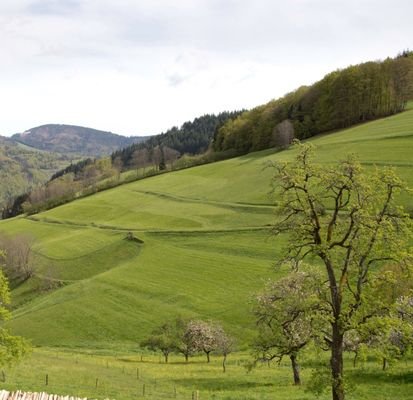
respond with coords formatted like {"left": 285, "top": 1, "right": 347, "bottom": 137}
{"left": 81, "top": 164, "right": 100, "bottom": 189}
{"left": 112, "top": 157, "right": 123, "bottom": 181}
{"left": 38, "top": 263, "right": 62, "bottom": 292}
{"left": 214, "top": 324, "right": 235, "bottom": 373}
{"left": 272, "top": 119, "right": 295, "bottom": 149}
{"left": 131, "top": 148, "right": 150, "bottom": 176}
{"left": 0, "top": 234, "right": 36, "bottom": 284}
{"left": 151, "top": 146, "right": 163, "bottom": 171}
{"left": 163, "top": 147, "right": 180, "bottom": 169}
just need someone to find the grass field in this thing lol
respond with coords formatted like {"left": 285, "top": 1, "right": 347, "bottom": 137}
{"left": 2, "top": 348, "right": 412, "bottom": 400}
{"left": 0, "top": 107, "right": 412, "bottom": 398}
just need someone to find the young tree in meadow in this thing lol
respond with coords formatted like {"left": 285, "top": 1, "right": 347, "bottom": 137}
{"left": 253, "top": 268, "right": 323, "bottom": 385}
{"left": 185, "top": 320, "right": 218, "bottom": 363}
{"left": 140, "top": 322, "right": 177, "bottom": 363}
{"left": 269, "top": 142, "right": 412, "bottom": 400}
{"left": 214, "top": 324, "right": 235, "bottom": 373}
{"left": 175, "top": 317, "right": 196, "bottom": 362}
{"left": 343, "top": 329, "right": 364, "bottom": 368}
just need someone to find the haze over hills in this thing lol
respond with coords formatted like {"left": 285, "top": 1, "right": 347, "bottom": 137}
{"left": 12, "top": 124, "right": 149, "bottom": 157}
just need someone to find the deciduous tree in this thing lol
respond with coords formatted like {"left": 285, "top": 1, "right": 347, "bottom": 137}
{"left": 253, "top": 268, "right": 323, "bottom": 385}
{"left": 270, "top": 142, "right": 412, "bottom": 400}
{"left": 214, "top": 323, "right": 235, "bottom": 373}
{"left": 185, "top": 320, "right": 218, "bottom": 363}
{"left": 140, "top": 322, "right": 177, "bottom": 363}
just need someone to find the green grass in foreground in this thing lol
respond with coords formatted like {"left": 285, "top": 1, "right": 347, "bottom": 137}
{"left": 1, "top": 348, "right": 412, "bottom": 400}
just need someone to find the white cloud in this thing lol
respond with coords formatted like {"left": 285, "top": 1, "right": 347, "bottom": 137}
{"left": 0, "top": 0, "right": 412, "bottom": 136}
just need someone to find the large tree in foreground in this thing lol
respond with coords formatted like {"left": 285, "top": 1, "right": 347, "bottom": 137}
{"left": 270, "top": 142, "right": 412, "bottom": 400}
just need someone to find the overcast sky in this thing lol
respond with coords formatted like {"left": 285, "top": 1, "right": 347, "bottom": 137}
{"left": 0, "top": 0, "right": 412, "bottom": 136}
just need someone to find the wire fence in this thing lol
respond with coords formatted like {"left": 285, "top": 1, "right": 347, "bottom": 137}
{"left": 1, "top": 376, "right": 199, "bottom": 400}
{"left": 0, "top": 351, "right": 215, "bottom": 400}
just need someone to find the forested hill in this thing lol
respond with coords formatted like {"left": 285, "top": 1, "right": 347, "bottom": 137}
{"left": 0, "top": 136, "right": 72, "bottom": 212}
{"left": 12, "top": 124, "right": 149, "bottom": 157}
{"left": 214, "top": 52, "right": 413, "bottom": 154}
{"left": 111, "top": 111, "right": 243, "bottom": 167}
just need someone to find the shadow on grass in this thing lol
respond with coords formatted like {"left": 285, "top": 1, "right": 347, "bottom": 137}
{"left": 347, "top": 369, "right": 413, "bottom": 384}
{"left": 172, "top": 377, "right": 276, "bottom": 391}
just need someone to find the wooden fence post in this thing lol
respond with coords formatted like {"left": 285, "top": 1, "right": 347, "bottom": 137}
{"left": 136, "top": 368, "right": 139, "bottom": 380}
{"left": 45, "top": 374, "right": 48, "bottom": 386}
{"left": 95, "top": 378, "right": 99, "bottom": 388}
{"left": 142, "top": 383, "right": 146, "bottom": 397}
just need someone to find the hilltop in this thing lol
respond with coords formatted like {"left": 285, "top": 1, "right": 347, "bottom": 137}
{"left": 0, "top": 124, "right": 149, "bottom": 212}
{"left": 12, "top": 124, "right": 149, "bottom": 157}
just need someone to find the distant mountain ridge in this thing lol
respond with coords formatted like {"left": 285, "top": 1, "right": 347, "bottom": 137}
{"left": 12, "top": 124, "right": 150, "bottom": 156}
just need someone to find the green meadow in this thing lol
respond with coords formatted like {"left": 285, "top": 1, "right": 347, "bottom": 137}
{"left": 0, "top": 107, "right": 412, "bottom": 398}
{"left": 2, "top": 348, "right": 413, "bottom": 400}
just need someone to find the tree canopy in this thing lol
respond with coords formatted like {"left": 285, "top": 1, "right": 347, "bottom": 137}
{"left": 112, "top": 111, "right": 243, "bottom": 167}
{"left": 214, "top": 55, "right": 413, "bottom": 154}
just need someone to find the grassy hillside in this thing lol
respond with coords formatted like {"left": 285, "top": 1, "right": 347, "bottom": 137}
{"left": 0, "top": 105, "right": 411, "bottom": 351}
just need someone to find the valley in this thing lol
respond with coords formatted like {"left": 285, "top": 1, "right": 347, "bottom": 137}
{"left": 0, "top": 106, "right": 412, "bottom": 399}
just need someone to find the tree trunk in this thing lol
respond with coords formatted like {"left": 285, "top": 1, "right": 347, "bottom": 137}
{"left": 382, "top": 358, "right": 387, "bottom": 371}
{"left": 290, "top": 354, "right": 301, "bottom": 385}
{"left": 353, "top": 352, "right": 358, "bottom": 368}
{"left": 223, "top": 355, "right": 227, "bottom": 373}
{"left": 185, "top": 353, "right": 189, "bottom": 363}
{"left": 331, "top": 324, "right": 345, "bottom": 400}
{"left": 206, "top": 351, "right": 210, "bottom": 363}
{"left": 164, "top": 353, "right": 169, "bottom": 364}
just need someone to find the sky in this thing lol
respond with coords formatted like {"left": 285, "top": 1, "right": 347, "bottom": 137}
{"left": 0, "top": 0, "right": 412, "bottom": 137}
